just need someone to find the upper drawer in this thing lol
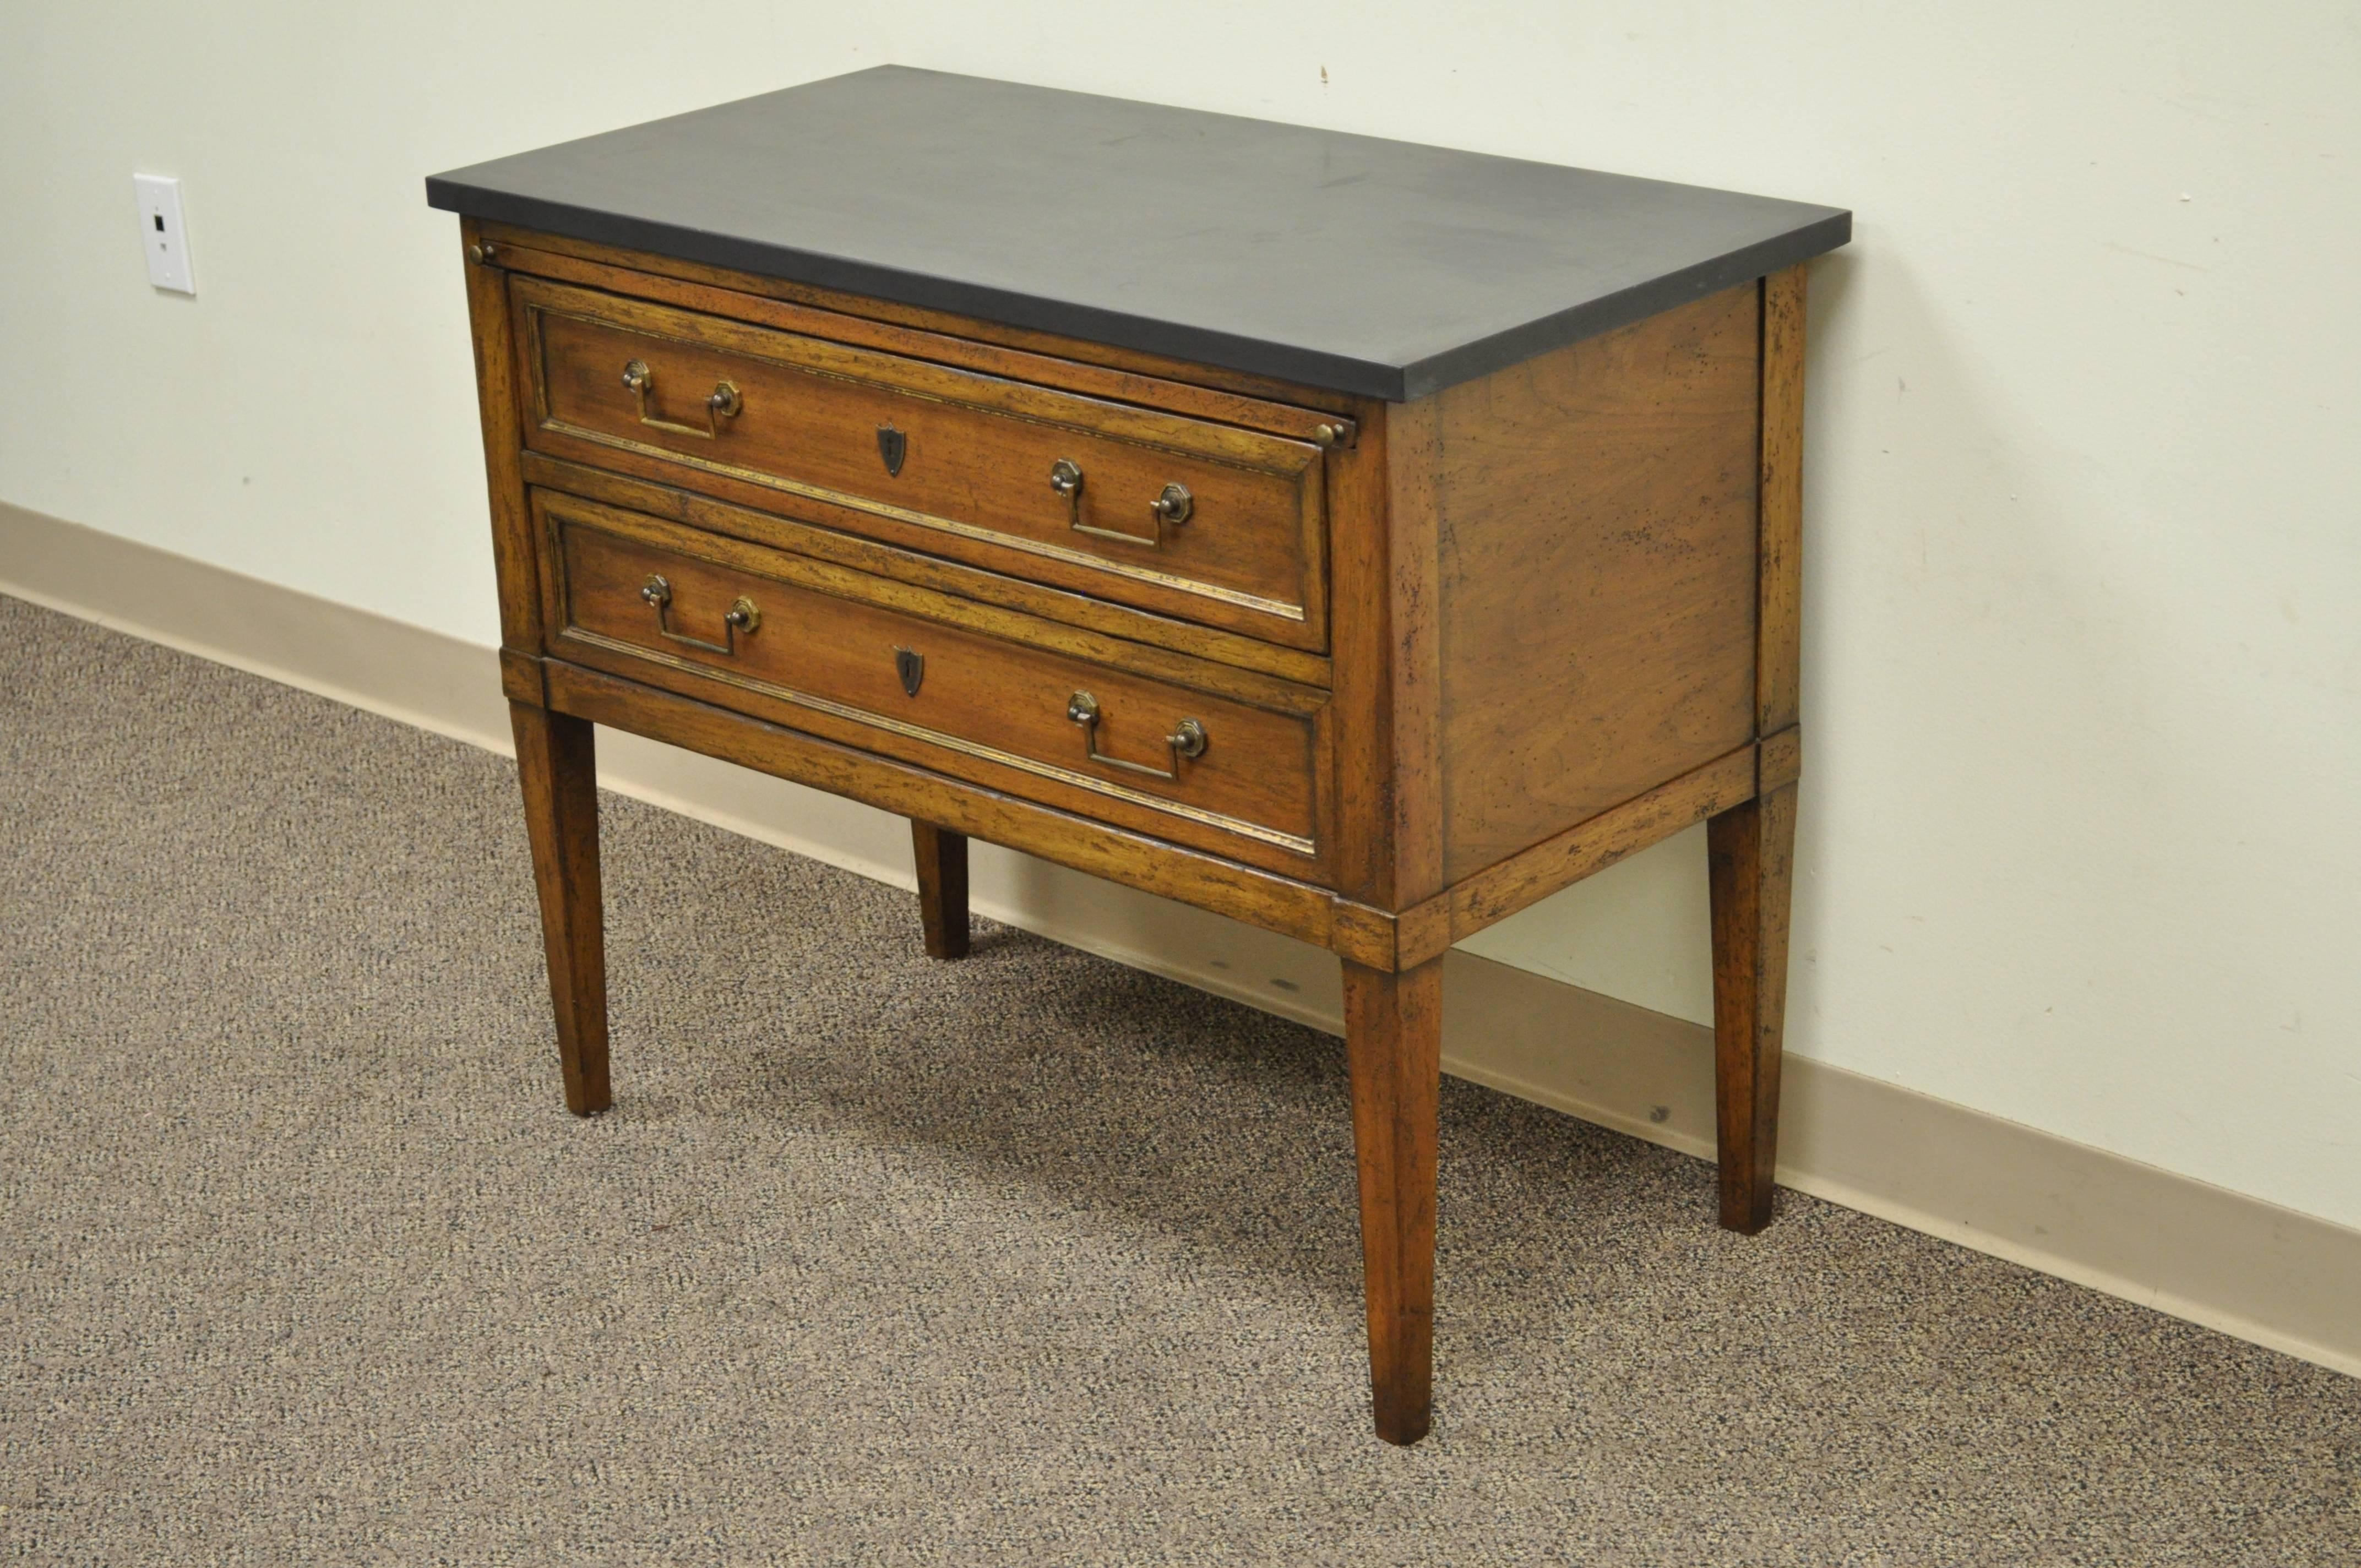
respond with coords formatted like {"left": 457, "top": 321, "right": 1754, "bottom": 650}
{"left": 511, "top": 276, "right": 1330, "bottom": 651}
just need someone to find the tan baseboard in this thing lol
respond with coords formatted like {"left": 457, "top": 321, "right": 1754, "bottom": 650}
{"left": 6, "top": 497, "right": 2357, "bottom": 1380}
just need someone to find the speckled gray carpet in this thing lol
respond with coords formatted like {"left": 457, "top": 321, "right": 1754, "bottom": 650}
{"left": 1, "top": 590, "right": 2355, "bottom": 1566}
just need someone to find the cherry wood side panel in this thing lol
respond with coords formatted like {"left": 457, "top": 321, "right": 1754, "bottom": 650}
{"left": 540, "top": 658, "right": 1345, "bottom": 951}
{"left": 1342, "top": 956, "right": 1443, "bottom": 1445}
{"left": 1707, "top": 783, "right": 1797, "bottom": 1233}
{"left": 1434, "top": 284, "right": 1762, "bottom": 883}
{"left": 513, "top": 276, "right": 1330, "bottom": 652}
{"left": 540, "top": 493, "right": 1334, "bottom": 880}
{"left": 477, "top": 220, "right": 1366, "bottom": 419}
{"left": 912, "top": 821, "right": 971, "bottom": 960}
{"left": 509, "top": 699, "right": 610, "bottom": 1115}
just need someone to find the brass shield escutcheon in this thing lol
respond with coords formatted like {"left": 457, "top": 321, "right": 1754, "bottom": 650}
{"left": 877, "top": 423, "right": 907, "bottom": 477}
{"left": 894, "top": 646, "right": 924, "bottom": 697}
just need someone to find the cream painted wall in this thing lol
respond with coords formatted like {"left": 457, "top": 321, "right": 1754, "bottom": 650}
{"left": 5, "top": 4, "right": 2357, "bottom": 1229}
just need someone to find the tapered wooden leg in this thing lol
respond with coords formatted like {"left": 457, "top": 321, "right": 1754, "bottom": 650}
{"left": 911, "top": 821, "right": 970, "bottom": 960}
{"left": 1341, "top": 956, "right": 1442, "bottom": 1446}
{"left": 509, "top": 700, "right": 611, "bottom": 1116}
{"left": 1707, "top": 782, "right": 1797, "bottom": 1233}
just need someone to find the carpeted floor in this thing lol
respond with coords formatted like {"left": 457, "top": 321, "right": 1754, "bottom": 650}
{"left": 1, "top": 590, "right": 2354, "bottom": 1566}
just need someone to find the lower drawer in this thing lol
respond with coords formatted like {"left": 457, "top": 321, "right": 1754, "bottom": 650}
{"left": 535, "top": 489, "right": 1330, "bottom": 874}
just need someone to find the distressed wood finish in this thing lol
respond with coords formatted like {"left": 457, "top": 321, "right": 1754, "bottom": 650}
{"left": 912, "top": 822, "right": 971, "bottom": 960}
{"left": 1705, "top": 263, "right": 1812, "bottom": 1233}
{"left": 1411, "top": 744, "right": 1764, "bottom": 969}
{"left": 1342, "top": 956, "right": 1443, "bottom": 1446}
{"left": 1330, "top": 394, "right": 1443, "bottom": 911}
{"left": 521, "top": 452, "right": 1332, "bottom": 687}
{"left": 541, "top": 656, "right": 1346, "bottom": 946}
{"left": 461, "top": 218, "right": 543, "bottom": 650}
{"left": 1709, "top": 785, "right": 1797, "bottom": 1232}
{"left": 1758, "top": 266, "right": 1808, "bottom": 738}
{"left": 452, "top": 154, "right": 1828, "bottom": 1443}
{"left": 1435, "top": 284, "right": 1762, "bottom": 883}
{"left": 508, "top": 699, "right": 610, "bottom": 1117}
{"left": 534, "top": 489, "right": 1323, "bottom": 710}
{"left": 540, "top": 490, "right": 1332, "bottom": 879}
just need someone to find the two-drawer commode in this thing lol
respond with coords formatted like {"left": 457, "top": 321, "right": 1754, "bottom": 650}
{"left": 429, "top": 65, "right": 1848, "bottom": 1444}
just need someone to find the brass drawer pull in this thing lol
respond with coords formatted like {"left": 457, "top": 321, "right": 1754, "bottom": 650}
{"left": 639, "top": 574, "right": 759, "bottom": 656}
{"left": 622, "top": 358, "right": 742, "bottom": 439}
{"left": 1065, "top": 690, "right": 1207, "bottom": 780}
{"left": 1049, "top": 459, "right": 1191, "bottom": 548}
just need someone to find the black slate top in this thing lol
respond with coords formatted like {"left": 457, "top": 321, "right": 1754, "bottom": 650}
{"left": 427, "top": 67, "right": 1848, "bottom": 401}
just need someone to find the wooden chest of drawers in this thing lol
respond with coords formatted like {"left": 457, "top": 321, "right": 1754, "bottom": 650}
{"left": 430, "top": 66, "right": 1848, "bottom": 1445}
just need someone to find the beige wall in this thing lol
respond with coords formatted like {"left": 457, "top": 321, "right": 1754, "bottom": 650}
{"left": 4, "top": 5, "right": 2357, "bottom": 1229}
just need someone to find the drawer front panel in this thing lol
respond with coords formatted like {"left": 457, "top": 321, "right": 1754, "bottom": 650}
{"left": 541, "top": 493, "right": 1325, "bottom": 867}
{"left": 516, "top": 277, "right": 1329, "bottom": 651}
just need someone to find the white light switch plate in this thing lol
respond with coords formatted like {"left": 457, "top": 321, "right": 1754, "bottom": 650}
{"left": 133, "top": 174, "right": 195, "bottom": 294}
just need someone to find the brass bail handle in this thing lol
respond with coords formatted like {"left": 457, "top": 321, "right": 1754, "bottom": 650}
{"left": 622, "top": 359, "right": 742, "bottom": 440}
{"left": 639, "top": 574, "right": 760, "bottom": 656}
{"left": 1065, "top": 690, "right": 1207, "bottom": 781}
{"left": 1049, "top": 458, "right": 1192, "bottom": 548}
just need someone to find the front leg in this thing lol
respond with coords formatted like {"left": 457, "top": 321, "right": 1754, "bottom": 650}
{"left": 1342, "top": 955, "right": 1443, "bottom": 1445}
{"left": 510, "top": 699, "right": 611, "bottom": 1115}
{"left": 911, "top": 821, "right": 970, "bottom": 960}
